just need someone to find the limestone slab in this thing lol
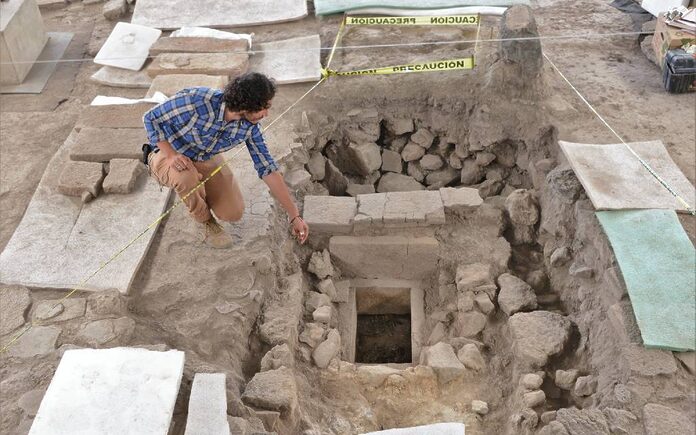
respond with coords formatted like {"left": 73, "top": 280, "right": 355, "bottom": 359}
{"left": 185, "top": 373, "right": 230, "bottom": 435}
{"left": 440, "top": 186, "right": 483, "bottom": 211}
{"left": 0, "top": 0, "right": 48, "bottom": 85}
{"left": 147, "top": 53, "right": 249, "bottom": 78}
{"left": 70, "top": 128, "right": 145, "bottom": 162}
{"left": 383, "top": 191, "right": 445, "bottom": 225}
{"left": 559, "top": 140, "right": 695, "bottom": 213}
{"left": 0, "top": 130, "right": 171, "bottom": 294}
{"left": 146, "top": 74, "right": 227, "bottom": 97}
{"left": 90, "top": 66, "right": 153, "bottom": 89}
{"left": 29, "top": 348, "right": 184, "bottom": 435}
{"left": 250, "top": 35, "right": 322, "bottom": 84}
{"left": 33, "top": 298, "right": 86, "bottom": 323}
{"left": 132, "top": 0, "right": 308, "bottom": 30}
{"left": 329, "top": 236, "right": 439, "bottom": 279}
{"left": 94, "top": 22, "right": 162, "bottom": 71}
{"left": 303, "top": 195, "right": 356, "bottom": 234}
{"left": 6, "top": 325, "right": 60, "bottom": 358}
{"left": 315, "top": 0, "right": 528, "bottom": 15}
{"left": 150, "top": 36, "right": 248, "bottom": 55}
{"left": 1, "top": 32, "right": 72, "bottom": 94}
{"left": 361, "top": 423, "right": 466, "bottom": 435}
{"left": 76, "top": 103, "right": 155, "bottom": 129}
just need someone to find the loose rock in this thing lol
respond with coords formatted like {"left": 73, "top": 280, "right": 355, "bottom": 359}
{"left": 421, "top": 342, "right": 465, "bottom": 384}
{"left": 523, "top": 390, "right": 546, "bottom": 408}
{"left": 574, "top": 376, "right": 597, "bottom": 396}
{"left": 457, "top": 343, "right": 485, "bottom": 371}
{"left": 376, "top": 173, "right": 424, "bottom": 192}
{"left": 457, "top": 311, "right": 487, "bottom": 337}
{"left": 555, "top": 369, "right": 579, "bottom": 390}
{"left": 497, "top": 273, "right": 538, "bottom": 316}
{"left": 521, "top": 373, "right": 543, "bottom": 390}
{"left": 261, "top": 343, "right": 295, "bottom": 371}
{"left": 508, "top": 311, "right": 572, "bottom": 368}
{"left": 313, "top": 329, "right": 341, "bottom": 368}
{"left": 242, "top": 367, "right": 298, "bottom": 414}
{"left": 307, "top": 250, "right": 334, "bottom": 279}
{"left": 505, "top": 189, "right": 539, "bottom": 225}
{"left": 471, "top": 400, "right": 489, "bottom": 415}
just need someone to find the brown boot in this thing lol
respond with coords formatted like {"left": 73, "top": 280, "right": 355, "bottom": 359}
{"left": 201, "top": 217, "right": 233, "bottom": 249}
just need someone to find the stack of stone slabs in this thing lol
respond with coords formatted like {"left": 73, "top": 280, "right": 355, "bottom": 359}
{"left": 29, "top": 348, "right": 185, "bottom": 435}
{"left": 132, "top": 0, "right": 308, "bottom": 30}
{"left": 0, "top": 103, "right": 171, "bottom": 294}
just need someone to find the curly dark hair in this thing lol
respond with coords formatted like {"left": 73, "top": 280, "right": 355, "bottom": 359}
{"left": 223, "top": 73, "right": 276, "bottom": 113}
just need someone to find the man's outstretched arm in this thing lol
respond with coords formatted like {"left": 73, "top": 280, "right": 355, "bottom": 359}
{"left": 263, "top": 172, "right": 309, "bottom": 243}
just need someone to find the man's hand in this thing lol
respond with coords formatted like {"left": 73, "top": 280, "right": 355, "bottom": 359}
{"left": 156, "top": 140, "right": 192, "bottom": 172}
{"left": 291, "top": 216, "right": 309, "bottom": 244}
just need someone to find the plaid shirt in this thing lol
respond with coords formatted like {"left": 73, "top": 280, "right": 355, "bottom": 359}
{"left": 143, "top": 87, "right": 279, "bottom": 178}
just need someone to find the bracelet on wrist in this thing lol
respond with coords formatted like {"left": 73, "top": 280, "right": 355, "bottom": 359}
{"left": 290, "top": 215, "right": 301, "bottom": 225}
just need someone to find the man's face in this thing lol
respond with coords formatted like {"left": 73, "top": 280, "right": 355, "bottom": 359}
{"left": 243, "top": 100, "right": 272, "bottom": 124}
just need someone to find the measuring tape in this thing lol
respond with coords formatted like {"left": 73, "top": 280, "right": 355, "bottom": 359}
{"left": 346, "top": 15, "right": 479, "bottom": 26}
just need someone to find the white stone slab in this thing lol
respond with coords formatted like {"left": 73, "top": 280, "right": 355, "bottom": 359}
{"left": 90, "top": 65, "right": 153, "bottom": 89}
{"left": 641, "top": 0, "right": 689, "bottom": 17}
{"left": 559, "top": 140, "right": 695, "bottom": 213}
{"left": 94, "top": 22, "right": 162, "bottom": 71}
{"left": 132, "top": 0, "right": 308, "bottom": 30}
{"left": 1, "top": 32, "right": 72, "bottom": 94}
{"left": 185, "top": 373, "right": 230, "bottom": 435}
{"left": 250, "top": 35, "right": 321, "bottom": 84}
{"left": 361, "top": 423, "right": 466, "bottom": 435}
{"left": 0, "top": 0, "right": 48, "bottom": 85}
{"left": 0, "top": 130, "right": 171, "bottom": 294}
{"left": 29, "top": 348, "right": 185, "bottom": 435}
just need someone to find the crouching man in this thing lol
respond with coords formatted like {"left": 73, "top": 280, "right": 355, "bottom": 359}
{"left": 143, "top": 72, "right": 309, "bottom": 248}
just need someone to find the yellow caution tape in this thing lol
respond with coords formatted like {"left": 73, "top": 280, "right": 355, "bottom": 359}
{"left": 323, "top": 56, "right": 475, "bottom": 78}
{"left": 346, "top": 15, "right": 479, "bottom": 26}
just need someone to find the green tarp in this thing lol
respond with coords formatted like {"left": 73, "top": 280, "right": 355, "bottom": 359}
{"left": 596, "top": 210, "right": 695, "bottom": 351}
{"left": 314, "top": 0, "right": 530, "bottom": 15}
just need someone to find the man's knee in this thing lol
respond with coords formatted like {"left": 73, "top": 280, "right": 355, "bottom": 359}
{"left": 216, "top": 202, "right": 245, "bottom": 222}
{"left": 172, "top": 169, "right": 202, "bottom": 195}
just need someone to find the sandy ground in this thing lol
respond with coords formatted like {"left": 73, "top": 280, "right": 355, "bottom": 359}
{"left": 0, "top": 0, "right": 694, "bottom": 433}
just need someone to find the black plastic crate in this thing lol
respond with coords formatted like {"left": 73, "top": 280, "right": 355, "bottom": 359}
{"left": 663, "top": 49, "right": 696, "bottom": 94}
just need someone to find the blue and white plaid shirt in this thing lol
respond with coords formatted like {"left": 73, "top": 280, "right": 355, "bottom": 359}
{"left": 143, "top": 87, "right": 279, "bottom": 178}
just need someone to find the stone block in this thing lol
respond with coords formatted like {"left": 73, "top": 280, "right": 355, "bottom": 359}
{"left": 401, "top": 142, "right": 426, "bottom": 162}
{"left": 76, "top": 103, "right": 156, "bottom": 129}
{"left": 146, "top": 74, "right": 227, "bottom": 97}
{"left": 354, "top": 192, "right": 387, "bottom": 227}
{"left": 455, "top": 263, "right": 494, "bottom": 292}
{"left": 103, "top": 159, "right": 145, "bottom": 194}
{"left": 6, "top": 325, "right": 60, "bottom": 358}
{"left": 347, "top": 142, "right": 382, "bottom": 176}
{"left": 150, "top": 37, "right": 247, "bottom": 55}
{"left": 91, "top": 66, "right": 153, "bottom": 89}
{"left": 242, "top": 367, "right": 298, "bottom": 415}
{"left": 383, "top": 191, "right": 445, "bottom": 226}
{"left": 384, "top": 117, "right": 413, "bottom": 135}
{"left": 0, "top": 0, "right": 48, "bottom": 85}
{"left": 440, "top": 187, "right": 483, "bottom": 212}
{"left": 313, "top": 328, "right": 341, "bottom": 368}
{"left": 284, "top": 169, "right": 311, "bottom": 190}
{"left": 0, "top": 285, "right": 31, "bottom": 335}
{"left": 147, "top": 53, "right": 249, "bottom": 78}
{"left": 508, "top": 311, "right": 572, "bottom": 368}
{"left": 29, "top": 348, "right": 185, "bottom": 435}
{"left": 250, "top": 34, "right": 322, "bottom": 84}
{"left": 184, "top": 373, "right": 229, "bottom": 435}
{"left": 33, "top": 298, "right": 86, "bottom": 323}
{"left": 302, "top": 195, "right": 356, "bottom": 234}
{"left": 410, "top": 128, "right": 435, "bottom": 148}
{"left": 329, "top": 236, "right": 439, "bottom": 279}
{"left": 346, "top": 183, "right": 375, "bottom": 197}
{"left": 57, "top": 161, "right": 105, "bottom": 202}
{"left": 381, "top": 149, "right": 403, "bottom": 173}
{"left": 421, "top": 342, "right": 465, "bottom": 384}
{"left": 103, "top": 0, "right": 127, "bottom": 20}
{"left": 424, "top": 167, "right": 459, "bottom": 187}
